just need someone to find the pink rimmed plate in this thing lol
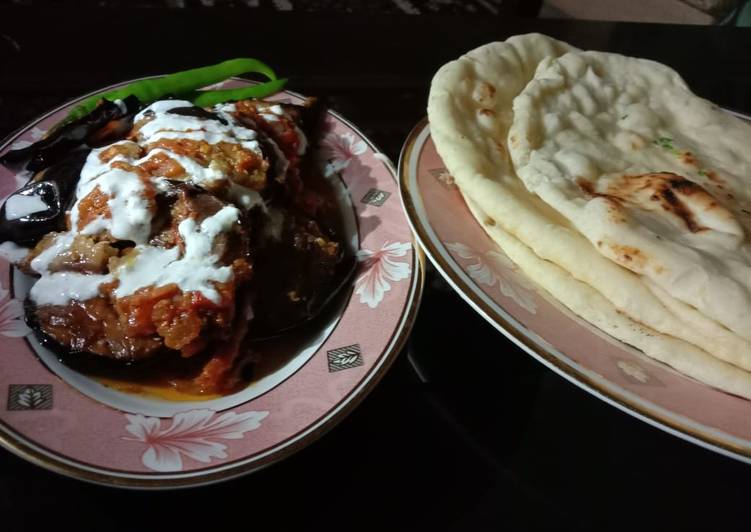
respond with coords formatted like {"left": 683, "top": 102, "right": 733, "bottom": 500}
{"left": 0, "top": 78, "right": 424, "bottom": 488}
{"left": 399, "top": 116, "right": 751, "bottom": 464}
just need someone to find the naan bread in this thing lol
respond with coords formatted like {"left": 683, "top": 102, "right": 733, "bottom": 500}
{"left": 465, "top": 197, "right": 751, "bottom": 400}
{"left": 509, "top": 50, "right": 751, "bottom": 341}
{"left": 427, "top": 33, "right": 751, "bottom": 395}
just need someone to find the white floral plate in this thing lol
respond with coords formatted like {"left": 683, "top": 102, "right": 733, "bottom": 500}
{"left": 399, "top": 117, "right": 751, "bottom": 464}
{"left": 0, "top": 79, "right": 423, "bottom": 488}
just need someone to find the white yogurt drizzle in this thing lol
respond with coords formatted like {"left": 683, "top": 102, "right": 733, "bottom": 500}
{"left": 74, "top": 167, "right": 153, "bottom": 244}
{"left": 78, "top": 140, "right": 137, "bottom": 185}
{"left": 5, "top": 194, "right": 50, "bottom": 221}
{"left": 137, "top": 100, "right": 261, "bottom": 153}
{"left": 25, "top": 98, "right": 301, "bottom": 306}
{"left": 114, "top": 206, "right": 240, "bottom": 304}
{"left": 30, "top": 232, "right": 76, "bottom": 274}
{"left": 31, "top": 271, "right": 113, "bottom": 307}
{"left": 27, "top": 232, "right": 113, "bottom": 306}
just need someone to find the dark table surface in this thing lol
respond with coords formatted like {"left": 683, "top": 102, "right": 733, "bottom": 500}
{"left": 1, "top": 7, "right": 751, "bottom": 531}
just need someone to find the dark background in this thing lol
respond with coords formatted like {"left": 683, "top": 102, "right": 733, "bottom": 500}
{"left": 1, "top": 4, "right": 751, "bottom": 531}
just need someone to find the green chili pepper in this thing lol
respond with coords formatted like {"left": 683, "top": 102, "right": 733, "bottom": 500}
{"left": 191, "top": 78, "right": 288, "bottom": 107}
{"left": 61, "top": 58, "right": 278, "bottom": 125}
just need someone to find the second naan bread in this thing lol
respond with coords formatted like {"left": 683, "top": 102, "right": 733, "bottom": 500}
{"left": 509, "top": 50, "right": 751, "bottom": 341}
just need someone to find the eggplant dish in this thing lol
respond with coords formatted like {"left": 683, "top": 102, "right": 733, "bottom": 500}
{"left": 0, "top": 97, "right": 355, "bottom": 395}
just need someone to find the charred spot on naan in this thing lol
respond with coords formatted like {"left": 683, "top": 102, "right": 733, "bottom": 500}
{"left": 472, "top": 82, "right": 496, "bottom": 105}
{"left": 477, "top": 108, "right": 497, "bottom": 130}
{"left": 680, "top": 151, "right": 698, "bottom": 167}
{"left": 657, "top": 179, "right": 705, "bottom": 233}
{"left": 606, "top": 243, "right": 646, "bottom": 267}
{"left": 596, "top": 239, "right": 664, "bottom": 273}
{"left": 703, "top": 169, "right": 725, "bottom": 186}
{"left": 577, "top": 172, "right": 742, "bottom": 236}
{"left": 575, "top": 178, "right": 596, "bottom": 197}
{"left": 493, "top": 141, "right": 508, "bottom": 161}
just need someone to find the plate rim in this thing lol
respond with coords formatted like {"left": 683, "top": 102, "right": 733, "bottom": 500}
{"left": 398, "top": 115, "right": 751, "bottom": 465}
{"left": 0, "top": 77, "right": 426, "bottom": 489}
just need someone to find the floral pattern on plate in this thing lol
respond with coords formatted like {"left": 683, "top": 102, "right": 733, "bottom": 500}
{"left": 445, "top": 242, "right": 536, "bottom": 314}
{"left": 0, "top": 282, "right": 29, "bottom": 338}
{"left": 355, "top": 241, "right": 412, "bottom": 309}
{"left": 321, "top": 131, "right": 367, "bottom": 177}
{"left": 123, "top": 409, "right": 268, "bottom": 472}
